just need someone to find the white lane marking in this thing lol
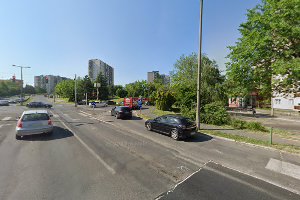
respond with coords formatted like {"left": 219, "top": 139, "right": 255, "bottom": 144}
{"left": 79, "top": 110, "right": 92, "bottom": 116}
{"left": 265, "top": 158, "right": 300, "bottom": 180}
{"left": 78, "top": 113, "right": 88, "bottom": 117}
{"left": 50, "top": 111, "right": 116, "bottom": 175}
{"left": 1, "top": 117, "right": 11, "bottom": 121}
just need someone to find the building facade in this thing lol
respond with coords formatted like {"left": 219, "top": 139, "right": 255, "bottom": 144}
{"left": 34, "top": 75, "right": 69, "bottom": 94}
{"left": 147, "top": 71, "right": 160, "bottom": 83}
{"left": 88, "top": 59, "right": 114, "bottom": 86}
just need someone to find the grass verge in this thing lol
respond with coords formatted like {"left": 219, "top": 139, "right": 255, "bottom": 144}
{"left": 55, "top": 98, "right": 74, "bottom": 105}
{"left": 202, "top": 130, "right": 300, "bottom": 154}
{"left": 152, "top": 109, "right": 179, "bottom": 116}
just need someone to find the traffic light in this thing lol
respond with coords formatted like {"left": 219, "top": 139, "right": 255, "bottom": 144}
{"left": 45, "top": 76, "right": 48, "bottom": 83}
{"left": 12, "top": 75, "right": 16, "bottom": 82}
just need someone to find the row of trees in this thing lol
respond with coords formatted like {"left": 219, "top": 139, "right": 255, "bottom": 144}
{"left": 0, "top": 81, "right": 46, "bottom": 97}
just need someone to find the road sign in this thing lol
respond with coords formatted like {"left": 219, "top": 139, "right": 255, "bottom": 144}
{"left": 94, "top": 83, "right": 101, "bottom": 88}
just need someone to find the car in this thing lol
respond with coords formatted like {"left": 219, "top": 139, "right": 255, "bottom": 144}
{"left": 8, "top": 99, "right": 17, "bottom": 104}
{"left": 145, "top": 115, "right": 197, "bottom": 140}
{"left": 89, "top": 101, "right": 108, "bottom": 108}
{"left": 111, "top": 106, "right": 132, "bottom": 119}
{"left": 15, "top": 110, "right": 54, "bottom": 140}
{"left": 0, "top": 100, "right": 9, "bottom": 106}
{"left": 26, "top": 102, "right": 53, "bottom": 108}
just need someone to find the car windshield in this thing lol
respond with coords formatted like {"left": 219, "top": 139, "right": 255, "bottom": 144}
{"left": 121, "top": 107, "right": 130, "bottom": 112}
{"left": 22, "top": 113, "right": 49, "bottom": 121}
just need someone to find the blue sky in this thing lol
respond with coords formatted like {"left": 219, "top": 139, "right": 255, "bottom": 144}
{"left": 0, "top": 0, "right": 261, "bottom": 86}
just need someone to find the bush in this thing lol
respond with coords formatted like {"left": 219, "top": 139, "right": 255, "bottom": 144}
{"left": 181, "top": 106, "right": 196, "bottom": 120}
{"left": 155, "top": 90, "right": 176, "bottom": 111}
{"left": 246, "top": 121, "right": 268, "bottom": 132}
{"left": 230, "top": 119, "right": 247, "bottom": 129}
{"left": 202, "top": 102, "right": 229, "bottom": 125}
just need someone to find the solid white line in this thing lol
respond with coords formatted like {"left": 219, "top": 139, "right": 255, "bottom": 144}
{"left": 266, "top": 158, "right": 300, "bottom": 180}
{"left": 79, "top": 110, "right": 92, "bottom": 116}
{"left": 50, "top": 111, "right": 116, "bottom": 175}
{"left": 2, "top": 117, "right": 11, "bottom": 121}
{"left": 275, "top": 118, "right": 300, "bottom": 123}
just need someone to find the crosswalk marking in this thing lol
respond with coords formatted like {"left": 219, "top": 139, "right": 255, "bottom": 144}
{"left": 265, "top": 158, "right": 300, "bottom": 180}
{"left": 79, "top": 113, "right": 89, "bottom": 117}
{"left": 1, "top": 117, "right": 12, "bottom": 121}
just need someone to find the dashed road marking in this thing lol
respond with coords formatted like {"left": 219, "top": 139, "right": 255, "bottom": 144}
{"left": 50, "top": 111, "right": 116, "bottom": 175}
{"left": 1, "top": 117, "right": 12, "bottom": 121}
{"left": 265, "top": 158, "right": 300, "bottom": 180}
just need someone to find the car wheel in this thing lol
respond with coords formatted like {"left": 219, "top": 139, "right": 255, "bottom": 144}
{"left": 146, "top": 123, "right": 152, "bottom": 131}
{"left": 16, "top": 135, "right": 22, "bottom": 140}
{"left": 170, "top": 129, "right": 179, "bottom": 140}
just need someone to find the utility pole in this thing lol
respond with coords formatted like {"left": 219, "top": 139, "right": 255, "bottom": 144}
{"left": 196, "top": 0, "right": 204, "bottom": 130}
{"left": 12, "top": 65, "right": 31, "bottom": 106}
{"left": 74, "top": 74, "right": 77, "bottom": 107}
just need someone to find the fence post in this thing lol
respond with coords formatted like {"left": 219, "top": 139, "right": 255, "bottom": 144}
{"left": 270, "top": 127, "right": 273, "bottom": 145}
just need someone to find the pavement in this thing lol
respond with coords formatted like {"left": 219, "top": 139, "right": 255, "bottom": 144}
{"left": 0, "top": 96, "right": 300, "bottom": 199}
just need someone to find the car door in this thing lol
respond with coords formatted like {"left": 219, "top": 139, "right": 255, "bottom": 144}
{"left": 156, "top": 116, "right": 168, "bottom": 133}
{"left": 164, "top": 117, "right": 177, "bottom": 134}
{"left": 151, "top": 117, "right": 162, "bottom": 131}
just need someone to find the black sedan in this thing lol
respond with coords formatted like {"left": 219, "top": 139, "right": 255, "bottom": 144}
{"left": 145, "top": 115, "right": 197, "bottom": 140}
{"left": 111, "top": 106, "right": 132, "bottom": 119}
{"left": 26, "top": 102, "right": 53, "bottom": 108}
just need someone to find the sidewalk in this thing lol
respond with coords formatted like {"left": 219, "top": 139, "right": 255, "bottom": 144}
{"left": 138, "top": 106, "right": 300, "bottom": 148}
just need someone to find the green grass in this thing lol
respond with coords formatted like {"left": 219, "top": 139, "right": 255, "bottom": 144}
{"left": 202, "top": 130, "right": 300, "bottom": 154}
{"left": 55, "top": 98, "right": 74, "bottom": 105}
{"left": 136, "top": 113, "right": 151, "bottom": 120}
{"left": 111, "top": 97, "right": 124, "bottom": 104}
{"left": 152, "top": 109, "right": 179, "bottom": 116}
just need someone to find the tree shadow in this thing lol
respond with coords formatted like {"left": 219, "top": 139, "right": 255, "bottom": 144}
{"left": 124, "top": 116, "right": 142, "bottom": 120}
{"left": 21, "top": 126, "right": 74, "bottom": 141}
{"left": 183, "top": 132, "right": 213, "bottom": 143}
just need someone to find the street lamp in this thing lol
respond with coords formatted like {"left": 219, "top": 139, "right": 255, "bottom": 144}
{"left": 12, "top": 65, "right": 31, "bottom": 105}
{"left": 196, "top": 0, "right": 203, "bottom": 130}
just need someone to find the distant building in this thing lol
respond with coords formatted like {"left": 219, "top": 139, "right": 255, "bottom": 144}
{"left": 147, "top": 71, "right": 160, "bottom": 83}
{"left": 34, "top": 75, "right": 69, "bottom": 94}
{"left": 147, "top": 71, "right": 170, "bottom": 85}
{"left": 88, "top": 59, "right": 114, "bottom": 86}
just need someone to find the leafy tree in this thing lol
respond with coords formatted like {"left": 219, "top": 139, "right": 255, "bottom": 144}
{"left": 125, "top": 80, "right": 147, "bottom": 97}
{"left": 155, "top": 89, "right": 176, "bottom": 111}
{"left": 96, "top": 72, "right": 109, "bottom": 100}
{"left": 116, "top": 87, "right": 127, "bottom": 98}
{"left": 24, "top": 85, "right": 35, "bottom": 94}
{"left": 171, "top": 53, "right": 227, "bottom": 119}
{"left": 226, "top": 0, "right": 300, "bottom": 100}
{"left": 55, "top": 80, "right": 75, "bottom": 101}
{"left": 79, "top": 75, "right": 93, "bottom": 100}
{"left": 35, "top": 87, "right": 47, "bottom": 94}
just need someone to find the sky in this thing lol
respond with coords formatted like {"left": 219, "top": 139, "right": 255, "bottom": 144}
{"left": 0, "top": 0, "right": 261, "bottom": 86}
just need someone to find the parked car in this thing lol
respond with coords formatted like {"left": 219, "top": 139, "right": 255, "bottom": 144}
{"left": 0, "top": 100, "right": 9, "bottom": 106}
{"left": 8, "top": 99, "right": 17, "bottom": 104}
{"left": 89, "top": 101, "right": 108, "bottom": 108}
{"left": 15, "top": 110, "right": 54, "bottom": 140}
{"left": 111, "top": 106, "right": 132, "bottom": 119}
{"left": 26, "top": 102, "right": 53, "bottom": 108}
{"left": 145, "top": 115, "right": 197, "bottom": 140}
{"left": 78, "top": 100, "right": 88, "bottom": 105}
{"left": 106, "top": 100, "right": 116, "bottom": 105}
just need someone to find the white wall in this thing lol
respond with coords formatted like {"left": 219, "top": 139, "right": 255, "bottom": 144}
{"left": 272, "top": 97, "right": 294, "bottom": 110}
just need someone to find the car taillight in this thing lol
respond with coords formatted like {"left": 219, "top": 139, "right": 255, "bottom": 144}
{"left": 17, "top": 120, "right": 23, "bottom": 128}
{"left": 48, "top": 119, "right": 53, "bottom": 125}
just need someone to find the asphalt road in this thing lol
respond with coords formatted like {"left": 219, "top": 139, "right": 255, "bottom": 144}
{"left": 0, "top": 96, "right": 299, "bottom": 200}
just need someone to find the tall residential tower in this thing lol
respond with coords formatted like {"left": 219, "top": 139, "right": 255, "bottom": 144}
{"left": 88, "top": 59, "right": 114, "bottom": 86}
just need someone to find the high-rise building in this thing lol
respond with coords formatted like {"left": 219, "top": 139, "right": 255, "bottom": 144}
{"left": 160, "top": 74, "right": 171, "bottom": 85}
{"left": 88, "top": 59, "right": 114, "bottom": 86}
{"left": 147, "top": 71, "right": 160, "bottom": 83}
{"left": 34, "top": 75, "right": 69, "bottom": 94}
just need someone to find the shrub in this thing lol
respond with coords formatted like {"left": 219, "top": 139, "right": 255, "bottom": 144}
{"left": 181, "top": 106, "right": 196, "bottom": 120}
{"left": 230, "top": 119, "right": 247, "bottom": 129}
{"left": 246, "top": 121, "right": 268, "bottom": 132}
{"left": 155, "top": 90, "right": 176, "bottom": 111}
{"left": 202, "top": 102, "right": 229, "bottom": 125}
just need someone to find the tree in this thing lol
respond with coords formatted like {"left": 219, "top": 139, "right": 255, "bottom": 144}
{"left": 96, "top": 72, "right": 109, "bottom": 100}
{"left": 23, "top": 85, "right": 35, "bottom": 94}
{"left": 79, "top": 75, "right": 93, "bottom": 100}
{"left": 55, "top": 80, "right": 75, "bottom": 101}
{"left": 226, "top": 0, "right": 300, "bottom": 100}
{"left": 116, "top": 87, "right": 127, "bottom": 98}
{"left": 171, "top": 53, "right": 227, "bottom": 119}
{"left": 125, "top": 80, "right": 147, "bottom": 97}
{"left": 35, "top": 87, "right": 47, "bottom": 94}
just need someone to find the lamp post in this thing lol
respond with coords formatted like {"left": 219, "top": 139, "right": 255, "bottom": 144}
{"left": 196, "top": 0, "right": 204, "bottom": 130}
{"left": 12, "top": 65, "right": 31, "bottom": 106}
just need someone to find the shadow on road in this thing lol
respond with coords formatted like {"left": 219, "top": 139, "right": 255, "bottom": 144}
{"left": 21, "top": 126, "right": 74, "bottom": 141}
{"left": 184, "top": 132, "right": 213, "bottom": 143}
{"left": 127, "top": 116, "right": 143, "bottom": 120}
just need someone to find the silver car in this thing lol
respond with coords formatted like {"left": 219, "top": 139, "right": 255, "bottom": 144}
{"left": 16, "top": 110, "right": 54, "bottom": 140}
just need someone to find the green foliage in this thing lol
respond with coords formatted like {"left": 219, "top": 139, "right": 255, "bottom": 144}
{"left": 171, "top": 53, "right": 227, "bottom": 116}
{"left": 155, "top": 90, "right": 175, "bottom": 111}
{"left": 96, "top": 72, "right": 109, "bottom": 100}
{"left": 0, "top": 81, "right": 21, "bottom": 97}
{"left": 201, "top": 102, "right": 229, "bottom": 125}
{"left": 116, "top": 87, "right": 127, "bottom": 98}
{"left": 55, "top": 80, "right": 75, "bottom": 101}
{"left": 35, "top": 87, "right": 47, "bottom": 94}
{"left": 229, "top": 119, "right": 267, "bottom": 132}
{"left": 230, "top": 119, "right": 247, "bottom": 129}
{"left": 23, "top": 84, "right": 35, "bottom": 94}
{"left": 125, "top": 80, "right": 147, "bottom": 97}
{"left": 226, "top": 0, "right": 300, "bottom": 98}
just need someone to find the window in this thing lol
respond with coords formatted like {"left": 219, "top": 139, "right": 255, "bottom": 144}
{"left": 22, "top": 113, "right": 49, "bottom": 121}
{"left": 275, "top": 99, "right": 281, "bottom": 104}
{"left": 289, "top": 99, "right": 294, "bottom": 105}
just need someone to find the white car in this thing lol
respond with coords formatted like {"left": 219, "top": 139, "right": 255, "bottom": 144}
{"left": 16, "top": 110, "right": 54, "bottom": 140}
{"left": 0, "top": 100, "right": 9, "bottom": 106}
{"left": 89, "top": 101, "right": 108, "bottom": 108}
